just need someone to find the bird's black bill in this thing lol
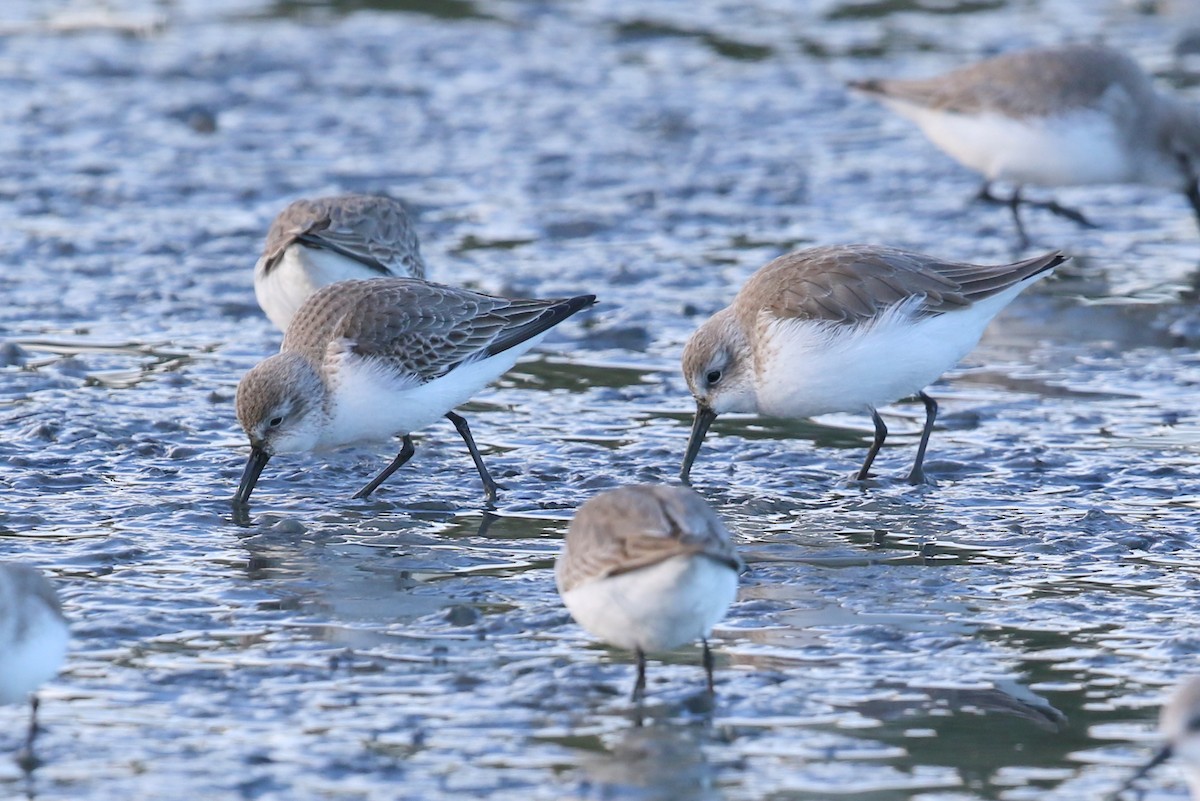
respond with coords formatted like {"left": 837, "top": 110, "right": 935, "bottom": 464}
{"left": 680, "top": 405, "right": 717, "bottom": 485}
{"left": 234, "top": 446, "right": 270, "bottom": 506}
{"left": 1110, "top": 743, "right": 1172, "bottom": 800}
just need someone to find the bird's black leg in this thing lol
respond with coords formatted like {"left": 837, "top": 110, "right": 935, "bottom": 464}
{"left": 980, "top": 180, "right": 1094, "bottom": 241}
{"left": 445, "top": 411, "right": 501, "bottom": 506}
{"left": 976, "top": 181, "right": 1030, "bottom": 246}
{"left": 353, "top": 435, "right": 416, "bottom": 499}
{"left": 25, "top": 695, "right": 39, "bottom": 753}
{"left": 857, "top": 410, "right": 888, "bottom": 481}
{"left": 1006, "top": 187, "right": 1031, "bottom": 249}
{"left": 702, "top": 638, "right": 715, "bottom": 696}
{"left": 1186, "top": 176, "right": 1200, "bottom": 233}
{"left": 632, "top": 648, "right": 647, "bottom": 703}
{"left": 974, "top": 180, "right": 1002, "bottom": 205}
{"left": 907, "top": 392, "right": 938, "bottom": 485}
{"left": 1173, "top": 152, "right": 1200, "bottom": 233}
{"left": 1030, "top": 197, "right": 1096, "bottom": 228}
{"left": 980, "top": 182, "right": 1096, "bottom": 245}
{"left": 15, "top": 695, "right": 41, "bottom": 774}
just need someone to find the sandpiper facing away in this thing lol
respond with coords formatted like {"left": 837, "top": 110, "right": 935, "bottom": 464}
{"left": 235, "top": 278, "right": 595, "bottom": 506}
{"left": 680, "top": 245, "right": 1065, "bottom": 486}
{"left": 556, "top": 484, "right": 741, "bottom": 702}
{"left": 851, "top": 44, "right": 1200, "bottom": 244}
{"left": 254, "top": 194, "right": 427, "bottom": 331}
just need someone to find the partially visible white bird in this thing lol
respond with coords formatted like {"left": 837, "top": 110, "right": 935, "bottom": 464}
{"left": 0, "top": 562, "right": 68, "bottom": 761}
{"left": 556, "top": 484, "right": 742, "bottom": 702}
{"left": 851, "top": 44, "right": 1200, "bottom": 245}
{"left": 235, "top": 278, "right": 596, "bottom": 506}
{"left": 680, "top": 245, "right": 1065, "bottom": 486}
{"left": 253, "top": 194, "right": 426, "bottom": 331}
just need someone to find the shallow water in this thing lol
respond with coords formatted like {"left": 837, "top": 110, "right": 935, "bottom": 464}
{"left": 2, "top": 0, "right": 1200, "bottom": 798}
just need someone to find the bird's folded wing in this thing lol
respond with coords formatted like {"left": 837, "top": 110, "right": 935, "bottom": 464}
{"left": 560, "top": 488, "right": 740, "bottom": 592}
{"left": 749, "top": 246, "right": 970, "bottom": 325}
{"left": 334, "top": 283, "right": 584, "bottom": 382}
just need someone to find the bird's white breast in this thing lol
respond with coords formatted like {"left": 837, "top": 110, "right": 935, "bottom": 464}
{"left": 255, "top": 247, "right": 390, "bottom": 331}
{"left": 561, "top": 553, "right": 737, "bottom": 653}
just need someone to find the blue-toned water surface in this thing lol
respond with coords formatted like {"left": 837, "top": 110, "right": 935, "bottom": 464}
{"left": 2, "top": 0, "right": 1200, "bottom": 798}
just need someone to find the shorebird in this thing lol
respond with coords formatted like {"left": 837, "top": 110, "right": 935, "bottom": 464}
{"left": 556, "top": 484, "right": 741, "bottom": 702}
{"left": 0, "top": 562, "right": 68, "bottom": 761}
{"left": 254, "top": 194, "right": 426, "bottom": 331}
{"left": 679, "top": 244, "right": 1065, "bottom": 485}
{"left": 234, "top": 278, "right": 595, "bottom": 506}
{"left": 850, "top": 44, "right": 1200, "bottom": 244}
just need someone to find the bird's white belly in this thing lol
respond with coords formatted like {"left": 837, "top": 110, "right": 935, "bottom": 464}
{"left": 561, "top": 554, "right": 738, "bottom": 653}
{"left": 255, "top": 247, "right": 392, "bottom": 331}
{"left": 318, "top": 334, "right": 546, "bottom": 450}
{"left": 889, "top": 101, "right": 1132, "bottom": 186}
{"left": 0, "top": 608, "right": 68, "bottom": 704}
{"left": 753, "top": 293, "right": 1021, "bottom": 418}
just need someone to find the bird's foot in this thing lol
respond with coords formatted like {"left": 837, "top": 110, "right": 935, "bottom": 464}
{"left": 14, "top": 745, "right": 40, "bottom": 775}
{"left": 481, "top": 480, "right": 507, "bottom": 508}
{"left": 905, "top": 468, "right": 937, "bottom": 487}
{"left": 1035, "top": 199, "right": 1096, "bottom": 228}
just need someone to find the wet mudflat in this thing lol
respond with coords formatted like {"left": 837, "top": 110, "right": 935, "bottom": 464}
{"left": 2, "top": 0, "right": 1200, "bottom": 798}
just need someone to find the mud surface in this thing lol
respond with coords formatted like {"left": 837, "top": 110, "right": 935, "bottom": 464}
{"left": 2, "top": 0, "right": 1200, "bottom": 798}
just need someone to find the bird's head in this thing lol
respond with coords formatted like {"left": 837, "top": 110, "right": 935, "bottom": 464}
{"left": 233, "top": 353, "right": 324, "bottom": 504}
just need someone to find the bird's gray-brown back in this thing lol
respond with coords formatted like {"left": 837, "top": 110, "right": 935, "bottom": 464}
{"left": 556, "top": 485, "right": 741, "bottom": 594}
{"left": 281, "top": 278, "right": 595, "bottom": 383}
{"left": 851, "top": 45, "right": 1159, "bottom": 119}
{"left": 733, "top": 245, "right": 1065, "bottom": 327}
{"left": 259, "top": 194, "right": 425, "bottom": 278}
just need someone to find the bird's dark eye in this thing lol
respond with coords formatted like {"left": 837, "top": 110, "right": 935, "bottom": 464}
{"left": 706, "top": 369, "right": 723, "bottom": 385}
{"left": 269, "top": 416, "right": 283, "bottom": 427}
